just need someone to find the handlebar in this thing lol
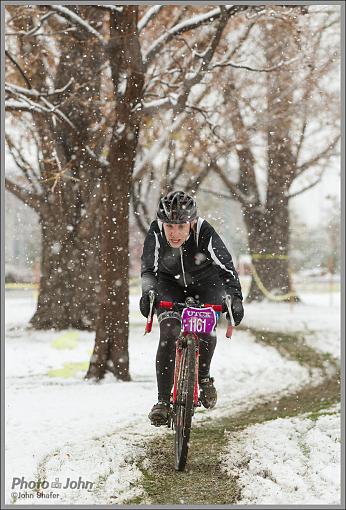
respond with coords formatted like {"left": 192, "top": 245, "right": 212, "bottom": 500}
{"left": 159, "top": 300, "right": 223, "bottom": 312}
{"left": 145, "top": 294, "right": 234, "bottom": 338}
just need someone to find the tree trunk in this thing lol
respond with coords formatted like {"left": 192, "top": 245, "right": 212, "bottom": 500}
{"left": 28, "top": 6, "right": 104, "bottom": 329}
{"left": 244, "top": 201, "right": 297, "bottom": 302}
{"left": 30, "top": 211, "right": 99, "bottom": 330}
{"left": 86, "top": 7, "right": 144, "bottom": 381}
{"left": 245, "top": 18, "right": 299, "bottom": 302}
{"left": 85, "top": 170, "right": 132, "bottom": 380}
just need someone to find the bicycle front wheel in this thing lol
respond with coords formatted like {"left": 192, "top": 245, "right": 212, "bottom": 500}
{"left": 174, "top": 334, "right": 196, "bottom": 471}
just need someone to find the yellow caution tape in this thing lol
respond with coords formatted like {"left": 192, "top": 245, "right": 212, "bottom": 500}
{"left": 5, "top": 283, "right": 39, "bottom": 289}
{"left": 251, "top": 253, "right": 289, "bottom": 260}
{"left": 250, "top": 263, "right": 297, "bottom": 302}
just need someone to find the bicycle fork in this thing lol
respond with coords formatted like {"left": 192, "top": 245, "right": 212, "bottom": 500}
{"left": 193, "top": 337, "right": 200, "bottom": 408}
{"left": 171, "top": 335, "right": 200, "bottom": 418}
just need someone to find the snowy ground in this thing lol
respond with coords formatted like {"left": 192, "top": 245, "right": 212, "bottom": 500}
{"left": 4, "top": 288, "right": 341, "bottom": 505}
{"left": 220, "top": 291, "right": 341, "bottom": 505}
{"left": 222, "top": 405, "right": 341, "bottom": 505}
{"left": 243, "top": 291, "right": 341, "bottom": 358}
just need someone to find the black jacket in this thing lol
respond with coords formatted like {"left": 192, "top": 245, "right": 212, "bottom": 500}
{"left": 141, "top": 218, "right": 243, "bottom": 300}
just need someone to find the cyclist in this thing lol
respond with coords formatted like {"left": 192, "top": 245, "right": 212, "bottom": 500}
{"left": 140, "top": 190, "right": 244, "bottom": 426}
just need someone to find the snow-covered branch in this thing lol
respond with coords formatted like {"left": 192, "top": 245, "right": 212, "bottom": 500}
{"left": 173, "top": 7, "right": 229, "bottom": 115}
{"left": 143, "top": 5, "right": 248, "bottom": 67}
{"left": 5, "top": 87, "right": 77, "bottom": 131}
{"left": 95, "top": 5, "right": 123, "bottom": 14}
{"left": 5, "top": 79, "right": 74, "bottom": 99}
{"left": 49, "top": 5, "right": 105, "bottom": 44}
{"left": 23, "top": 11, "right": 55, "bottom": 36}
{"left": 5, "top": 98, "right": 53, "bottom": 115}
{"left": 210, "top": 56, "right": 299, "bottom": 73}
{"left": 85, "top": 146, "right": 110, "bottom": 169}
{"left": 138, "top": 6, "right": 163, "bottom": 33}
{"left": 134, "top": 79, "right": 211, "bottom": 184}
{"left": 40, "top": 96, "right": 77, "bottom": 130}
{"left": 139, "top": 97, "right": 173, "bottom": 115}
{"left": 5, "top": 11, "right": 55, "bottom": 37}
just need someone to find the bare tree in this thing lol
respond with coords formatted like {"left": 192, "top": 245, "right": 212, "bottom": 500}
{"left": 207, "top": 6, "right": 340, "bottom": 300}
{"left": 5, "top": 5, "right": 106, "bottom": 329}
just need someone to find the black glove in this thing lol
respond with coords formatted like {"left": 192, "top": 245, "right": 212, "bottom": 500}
{"left": 230, "top": 296, "right": 244, "bottom": 326}
{"left": 139, "top": 291, "right": 156, "bottom": 318}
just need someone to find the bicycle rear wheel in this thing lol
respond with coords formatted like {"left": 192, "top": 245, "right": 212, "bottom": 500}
{"left": 174, "top": 334, "right": 196, "bottom": 471}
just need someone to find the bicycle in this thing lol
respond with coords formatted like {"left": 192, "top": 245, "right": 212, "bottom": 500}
{"left": 145, "top": 291, "right": 234, "bottom": 471}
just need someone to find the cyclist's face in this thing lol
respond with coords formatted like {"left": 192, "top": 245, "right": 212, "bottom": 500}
{"left": 163, "top": 223, "right": 191, "bottom": 248}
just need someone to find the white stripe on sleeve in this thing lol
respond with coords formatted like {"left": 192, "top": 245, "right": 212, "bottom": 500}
{"left": 153, "top": 232, "right": 160, "bottom": 272}
{"left": 196, "top": 217, "right": 204, "bottom": 246}
{"left": 207, "top": 236, "right": 235, "bottom": 277}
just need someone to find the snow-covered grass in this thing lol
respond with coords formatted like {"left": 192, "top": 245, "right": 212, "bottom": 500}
{"left": 222, "top": 405, "right": 341, "bottom": 505}
{"left": 219, "top": 290, "right": 341, "bottom": 505}
{"left": 242, "top": 291, "right": 341, "bottom": 358}
{"left": 5, "top": 288, "right": 341, "bottom": 504}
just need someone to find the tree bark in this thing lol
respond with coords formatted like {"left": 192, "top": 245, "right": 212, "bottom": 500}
{"left": 30, "top": 211, "right": 99, "bottom": 329}
{"left": 244, "top": 201, "right": 296, "bottom": 302}
{"left": 86, "top": 7, "right": 144, "bottom": 381}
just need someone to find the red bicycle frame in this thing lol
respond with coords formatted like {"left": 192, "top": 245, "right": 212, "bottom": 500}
{"left": 144, "top": 295, "right": 234, "bottom": 471}
{"left": 161, "top": 300, "right": 223, "bottom": 408}
{"left": 172, "top": 332, "right": 200, "bottom": 407}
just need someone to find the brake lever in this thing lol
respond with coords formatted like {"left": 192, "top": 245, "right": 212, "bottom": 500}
{"left": 224, "top": 294, "right": 234, "bottom": 339}
{"left": 144, "top": 290, "right": 156, "bottom": 335}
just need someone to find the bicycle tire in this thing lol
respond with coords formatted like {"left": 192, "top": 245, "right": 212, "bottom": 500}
{"left": 174, "top": 334, "right": 196, "bottom": 471}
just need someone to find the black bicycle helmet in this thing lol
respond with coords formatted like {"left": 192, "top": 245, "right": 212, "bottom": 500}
{"left": 157, "top": 190, "right": 197, "bottom": 224}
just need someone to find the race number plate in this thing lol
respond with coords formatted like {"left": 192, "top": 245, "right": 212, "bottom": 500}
{"left": 181, "top": 307, "right": 217, "bottom": 334}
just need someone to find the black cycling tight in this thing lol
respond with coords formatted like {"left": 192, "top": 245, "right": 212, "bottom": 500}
{"left": 155, "top": 315, "right": 217, "bottom": 402}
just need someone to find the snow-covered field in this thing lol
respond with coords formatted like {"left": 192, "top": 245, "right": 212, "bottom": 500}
{"left": 4, "top": 288, "right": 341, "bottom": 505}
{"left": 222, "top": 405, "right": 341, "bottom": 505}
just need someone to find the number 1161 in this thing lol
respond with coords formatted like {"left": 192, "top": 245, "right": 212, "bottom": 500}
{"left": 188, "top": 317, "right": 207, "bottom": 333}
